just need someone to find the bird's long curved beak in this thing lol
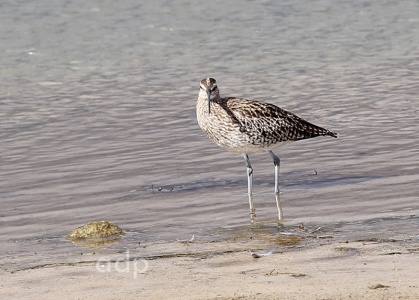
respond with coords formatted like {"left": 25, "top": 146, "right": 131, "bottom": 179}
{"left": 206, "top": 89, "right": 211, "bottom": 114}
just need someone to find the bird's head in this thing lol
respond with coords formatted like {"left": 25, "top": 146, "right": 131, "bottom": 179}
{"left": 199, "top": 78, "right": 219, "bottom": 114}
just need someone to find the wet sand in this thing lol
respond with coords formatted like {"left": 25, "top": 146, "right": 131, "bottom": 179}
{"left": 2, "top": 236, "right": 418, "bottom": 300}
{"left": 2, "top": 219, "right": 418, "bottom": 299}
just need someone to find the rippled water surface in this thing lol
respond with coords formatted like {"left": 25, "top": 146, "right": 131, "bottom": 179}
{"left": 1, "top": 0, "right": 418, "bottom": 270}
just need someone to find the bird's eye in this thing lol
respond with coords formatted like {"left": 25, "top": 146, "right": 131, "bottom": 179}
{"left": 211, "top": 86, "right": 217, "bottom": 92}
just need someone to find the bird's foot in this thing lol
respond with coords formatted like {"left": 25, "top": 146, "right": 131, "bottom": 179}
{"left": 250, "top": 209, "right": 256, "bottom": 224}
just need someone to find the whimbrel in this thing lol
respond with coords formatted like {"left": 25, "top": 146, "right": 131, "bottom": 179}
{"left": 196, "top": 78, "right": 337, "bottom": 223}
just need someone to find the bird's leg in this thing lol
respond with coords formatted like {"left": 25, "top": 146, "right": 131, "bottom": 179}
{"left": 274, "top": 192, "right": 283, "bottom": 221}
{"left": 243, "top": 154, "right": 256, "bottom": 223}
{"left": 267, "top": 150, "right": 280, "bottom": 194}
{"left": 267, "top": 150, "right": 283, "bottom": 220}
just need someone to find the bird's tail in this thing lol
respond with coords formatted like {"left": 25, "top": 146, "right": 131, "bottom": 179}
{"left": 292, "top": 116, "right": 338, "bottom": 140}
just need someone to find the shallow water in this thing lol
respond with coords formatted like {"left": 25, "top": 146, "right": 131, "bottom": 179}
{"left": 1, "top": 0, "right": 418, "bottom": 271}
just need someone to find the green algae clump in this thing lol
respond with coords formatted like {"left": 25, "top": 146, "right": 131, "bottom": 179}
{"left": 68, "top": 221, "right": 124, "bottom": 241}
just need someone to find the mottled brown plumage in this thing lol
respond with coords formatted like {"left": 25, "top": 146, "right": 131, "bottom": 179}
{"left": 196, "top": 77, "right": 337, "bottom": 222}
{"left": 197, "top": 78, "right": 337, "bottom": 154}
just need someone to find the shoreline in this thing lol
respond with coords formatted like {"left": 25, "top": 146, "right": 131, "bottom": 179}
{"left": 2, "top": 231, "right": 418, "bottom": 300}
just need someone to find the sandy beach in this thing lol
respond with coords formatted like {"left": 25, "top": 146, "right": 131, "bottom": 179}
{"left": 3, "top": 222, "right": 418, "bottom": 300}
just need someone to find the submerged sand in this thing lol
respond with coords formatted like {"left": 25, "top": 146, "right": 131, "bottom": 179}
{"left": 2, "top": 232, "right": 418, "bottom": 300}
